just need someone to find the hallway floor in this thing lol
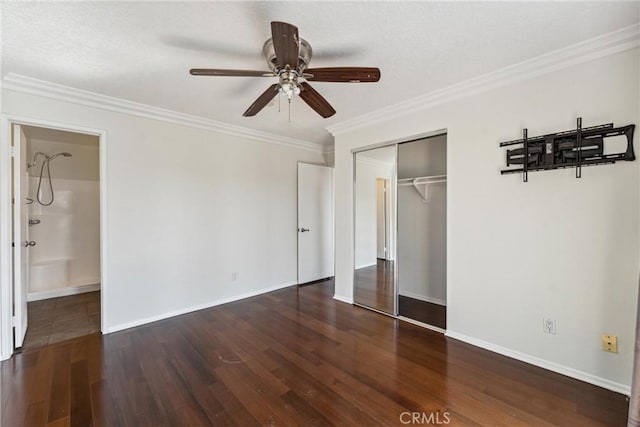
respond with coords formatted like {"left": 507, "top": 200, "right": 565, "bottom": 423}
{"left": 21, "top": 291, "right": 100, "bottom": 350}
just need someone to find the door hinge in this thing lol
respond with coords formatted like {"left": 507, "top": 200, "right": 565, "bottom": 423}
{"left": 11, "top": 316, "right": 16, "bottom": 327}
{"left": 10, "top": 146, "right": 15, "bottom": 157}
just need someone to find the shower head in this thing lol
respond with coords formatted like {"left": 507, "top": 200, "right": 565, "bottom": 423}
{"left": 27, "top": 152, "right": 71, "bottom": 169}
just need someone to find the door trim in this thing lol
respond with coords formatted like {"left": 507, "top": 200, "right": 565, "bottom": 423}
{"left": 0, "top": 114, "right": 108, "bottom": 360}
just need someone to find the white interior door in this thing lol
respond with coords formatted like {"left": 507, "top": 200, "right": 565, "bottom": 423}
{"left": 12, "top": 124, "right": 29, "bottom": 347}
{"left": 297, "top": 163, "right": 334, "bottom": 284}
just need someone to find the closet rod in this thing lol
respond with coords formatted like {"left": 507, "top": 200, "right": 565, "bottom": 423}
{"left": 397, "top": 175, "right": 447, "bottom": 186}
{"left": 397, "top": 180, "right": 446, "bottom": 187}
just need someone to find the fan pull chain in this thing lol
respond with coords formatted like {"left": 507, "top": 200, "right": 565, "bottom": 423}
{"left": 288, "top": 98, "right": 291, "bottom": 123}
{"left": 278, "top": 94, "right": 281, "bottom": 113}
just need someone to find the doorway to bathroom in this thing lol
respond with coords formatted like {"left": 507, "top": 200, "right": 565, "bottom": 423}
{"left": 11, "top": 123, "right": 102, "bottom": 350}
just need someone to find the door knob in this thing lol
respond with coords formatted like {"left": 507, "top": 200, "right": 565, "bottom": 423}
{"left": 23, "top": 241, "right": 36, "bottom": 247}
{"left": 298, "top": 228, "right": 310, "bottom": 233}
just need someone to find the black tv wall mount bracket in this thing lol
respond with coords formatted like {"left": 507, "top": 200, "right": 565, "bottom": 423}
{"left": 499, "top": 118, "right": 635, "bottom": 182}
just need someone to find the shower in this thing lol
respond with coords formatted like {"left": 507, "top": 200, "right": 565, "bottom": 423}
{"left": 27, "top": 152, "right": 73, "bottom": 206}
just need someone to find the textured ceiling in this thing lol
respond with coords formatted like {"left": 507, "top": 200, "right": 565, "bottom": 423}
{"left": 2, "top": 2, "right": 638, "bottom": 146}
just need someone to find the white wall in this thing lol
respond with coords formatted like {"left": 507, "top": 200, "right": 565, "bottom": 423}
{"left": 2, "top": 88, "right": 324, "bottom": 332}
{"left": 333, "top": 48, "right": 639, "bottom": 392}
{"left": 27, "top": 137, "right": 101, "bottom": 299}
{"left": 354, "top": 156, "right": 394, "bottom": 268}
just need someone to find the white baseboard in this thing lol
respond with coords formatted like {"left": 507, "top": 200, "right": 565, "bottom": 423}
{"left": 355, "top": 262, "right": 377, "bottom": 270}
{"left": 445, "top": 330, "right": 631, "bottom": 396}
{"left": 399, "top": 291, "right": 446, "bottom": 306}
{"left": 333, "top": 294, "right": 354, "bottom": 305}
{"left": 105, "top": 281, "right": 297, "bottom": 334}
{"left": 28, "top": 283, "right": 100, "bottom": 301}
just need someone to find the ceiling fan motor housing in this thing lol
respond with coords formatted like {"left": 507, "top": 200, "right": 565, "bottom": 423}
{"left": 263, "top": 38, "right": 312, "bottom": 74}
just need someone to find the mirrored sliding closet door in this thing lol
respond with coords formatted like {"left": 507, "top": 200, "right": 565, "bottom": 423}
{"left": 353, "top": 146, "right": 397, "bottom": 315}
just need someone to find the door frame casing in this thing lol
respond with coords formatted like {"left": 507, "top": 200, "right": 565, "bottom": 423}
{"left": 0, "top": 114, "right": 108, "bottom": 360}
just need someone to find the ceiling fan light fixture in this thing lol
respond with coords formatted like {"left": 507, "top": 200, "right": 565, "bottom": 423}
{"left": 279, "top": 82, "right": 300, "bottom": 100}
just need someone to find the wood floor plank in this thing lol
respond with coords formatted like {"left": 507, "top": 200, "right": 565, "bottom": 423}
{"left": 70, "top": 360, "right": 92, "bottom": 427}
{"left": 208, "top": 381, "right": 261, "bottom": 426}
{"left": 139, "top": 355, "right": 212, "bottom": 425}
{"left": 213, "top": 364, "right": 293, "bottom": 426}
{"left": 23, "top": 400, "right": 48, "bottom": 427}
{"left": 89, "top": 379, "right": 124, "bottom": 427}
{"left": 279, "top": 390, "right": 333, "bottom": 426}
{"left": 1, "top": 279, "right": 629, "bottom": 426}
{"left": 46, "top": 416, "right": 70, "bottom": 427}
{"left": 265, "top": 348, "right": 382, "bottom": 426}
{"left": 47, "top": 345, "right": 71, "bottom": 423}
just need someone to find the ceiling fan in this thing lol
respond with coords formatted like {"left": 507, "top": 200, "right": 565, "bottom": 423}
{"left": 189, "top": 21, "right": 381, "bottom": 119}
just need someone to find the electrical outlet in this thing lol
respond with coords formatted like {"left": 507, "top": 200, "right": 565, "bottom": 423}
{"left": 543, "top": 318, "right": 557, "bottom": 335}
{"left": 231, "top": 272, "right": 238, "bottom": 281}
{"left": 602, "top": 334, "right": 618, "bottom": 353}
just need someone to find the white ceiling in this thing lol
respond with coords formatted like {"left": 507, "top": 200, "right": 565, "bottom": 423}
{"left": 2, "top": 2, "right": 638, "bottom": 146}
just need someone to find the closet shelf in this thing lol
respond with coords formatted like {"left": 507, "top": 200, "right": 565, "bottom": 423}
{"left": 398, "top": 175, "right": 446, "bottom": 203}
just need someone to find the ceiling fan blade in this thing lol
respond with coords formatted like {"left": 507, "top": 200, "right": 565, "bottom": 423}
{"left": 243, "top": 84, "right": 280, "bottom": 117}
{"left": 305, "top": 67, "right": 380, "bottom": 83}
{"left": 271, "top": 21, "right": 299, "bottom": 69}
{"left": 299, "top": 82, "right": 336, "bottom": 118}
{"left": 190, "top": 69, "right": 274, "bottom": 77}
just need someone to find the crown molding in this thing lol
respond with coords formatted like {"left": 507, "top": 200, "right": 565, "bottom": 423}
{"left": 1, "top": 73, "right": 323, "bottom": 153}
{"left": 327, "top": 24, "right": 640, "bottom": 136}
{"left": 323, "top": 144, "right": 335, "bottom": 155}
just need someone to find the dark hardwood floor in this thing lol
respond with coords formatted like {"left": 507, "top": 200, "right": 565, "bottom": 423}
{"left": 399, "top": 295, "right": 447, "bottom": 330}
{"left": 1, "top": 279, "right": 628, "bottom": 426}
{"left": 22, "top": 291, "right": 101, "bottom": 350}
{"left": 354, "top": 259, "right": 395, "bottom": 314}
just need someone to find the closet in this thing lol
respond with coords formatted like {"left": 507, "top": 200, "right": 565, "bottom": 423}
{"left": 352, "top": 133, "right": 447, "bottom": 330}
